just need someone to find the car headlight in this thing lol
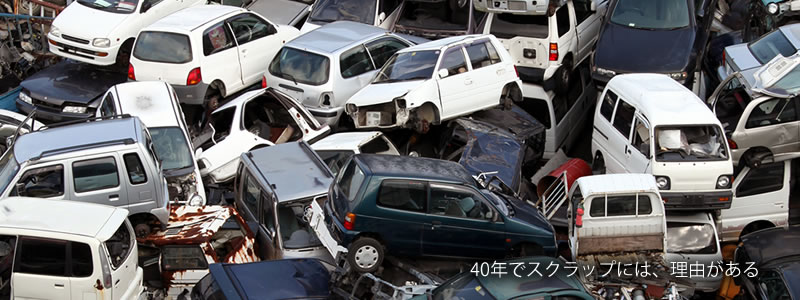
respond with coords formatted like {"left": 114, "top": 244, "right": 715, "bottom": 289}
{"left": 594, "top": 67, "right": 616, "bottom": 77}
{"left": 188, "top": 193, "right": 204, "bottom": 206}
{"left": 63, "top": 106, "right": 87, "bottom": 114}
{"left": 18, "top": 92, "right": 32, "bottom": 104}
{"left": 768, "top": 2, "right": 779, "bottom": 14}
{"left": 49, "top": 26, "right": 61, "bottom": 38}
{"left": 346, "top": 103, "right": 358, "bottom": 114}
{"left": 655, "top": 176, "right": 670, "bottom": 190}
{"left": 668, "top": 71, "right": 688, "bottom": 81}
{"left": 92, "top": 38, "right": 111, "bottom": 48}
{"left": 716, "top": 175, "right": 732, "bottom": 189}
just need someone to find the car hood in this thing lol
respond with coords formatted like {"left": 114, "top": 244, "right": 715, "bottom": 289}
{"left": 20, "top": 60, "right": 127, "bottom": 105}
{"left": 725, "top": 43, "right": 762, "bottom": 72}
{"left": 346, "top": 80, "right": 426, "bottom": 107}
{"left": 594, "top": 23, "right": 696, "bottom": 73}
{"left": 455, "top": 119, "right": 524, "bottom": 191}
{"left": 53, "top": 2, "right": 132, "bottom": 39}
{"left": 504, "top": 193, "right": 552, "bottom": 232}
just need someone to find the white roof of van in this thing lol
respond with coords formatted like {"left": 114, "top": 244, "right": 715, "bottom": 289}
{"left": 0, "top": 197, "right": 129, "bottom": 240}
{"left": 607, "top": 74, "right": 720, "bottom": 126}
{"left": 575, "top": 174, "right": 660, "bottom": 197}
{"left": 115, "top": 81, "right": 181, "bottom": 128}
{"left": 145, "top": 5, "right": 244, "bottom": 33}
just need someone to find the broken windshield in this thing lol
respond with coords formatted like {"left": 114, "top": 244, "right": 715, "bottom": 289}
{"left": 654, "top": 125, "right": 728, "bottom": 161}
{"left": 150, "top": 127, "right": 193, "bottom": 173}
{"left": 374, "top": 50, "right": 439, "bottom": 83}
{"left": 308, "top": 0, "right": 376, "bottom": 25}
{"left": 666, "top": 222, "right": 717, "bottom": 254}
{"left": 278, "top": 203, "right": 322, "bottom": 249}
{"left": 316, "top": 150, "right": 355, "bottom": 176}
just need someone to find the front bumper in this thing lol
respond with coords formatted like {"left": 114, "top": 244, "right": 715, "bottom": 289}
{"left": 348, "top": 101, "right": 410, "bottom": 130}
{"left": 172, "top": 83, "right": 209, "bottom": 106}
{"left": 16, "top": 97, "right": 93, "bottom": 123}
{"left": 306, "top": 105, "right": 344, "bottom": 127}
{"left": 661, "top": 190, "right": 732, "bottom": 210}
{"left": 48, "top": 33, "right": 119, "bottom": 66}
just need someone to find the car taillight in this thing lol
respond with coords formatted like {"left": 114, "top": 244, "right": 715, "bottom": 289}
{"left": 261, "top": 75, "right": 267, "bottom": 88}
{"left": 728, "top": 138, "right": 737, "bottom": 150}
{"left": 187, "top": 67, "right": 202, "bottom": 86}
{"left": 549, "top": 43, "right": 558, "bottom": 61}
{"left": 98, "top": 246, "right": 113, "bottom": 289}
{"left": 722, "top": 50, "right": 726, "bottom": 64}
{"left": 127, "top": 63, "right": 135, "bottom": 80}
{"left": 343, "top": 212, "right": 356, "bottom": 230}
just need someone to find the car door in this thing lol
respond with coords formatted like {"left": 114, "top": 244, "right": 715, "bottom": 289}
{"left": 228, "top": 13, "right": 281, "bottom": 86}
{"left": 606, "top": 96, "right": 636, "bottom": 174}
{"left": 373, "top": 179, "right": 428, "bottom": 256}
{"left": 423, "top": 183, "right": 506, "bottom": 258}
{"left": 12, "top": 237, "right": 71, "bottom": 300}
{"left": 626, "top": 115, "right": 652, "bottom": 173}
{"left": 436, "top": 46, "right": 474, "bottom": 120}
{"left": 339, "top": 44, "right": 379, "bottom": 100}
{"left": 67, "top": 241, "right": 96, "bottom": 300}
{"left": 121, "top": 152, "right": 155, "bottom": 212}
{"left": 721, "top": 161, "right": 789, "bottom": 241}
{"left": 202, "top": 20, "right": 244, "bottom": 97}
{"left": 103, "top": 221, "right": 138, "bottom": 300}
{"left": 573, "top": 0, "right": 604, "bottom": 60}
{"left": 739, "top": 97, "right": 800, "bottom": 156}
{"left": 463, "top": 39, "right": 505, "bottom": 111}
{"left": 6, "top": 164, "right": 65, "bottom": 199}
{"left": 69, "top": 154, "right": 128, "bottom": 210}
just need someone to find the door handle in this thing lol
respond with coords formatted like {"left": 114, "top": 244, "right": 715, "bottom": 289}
{"left": 464, "top": 78, "right": 473, "bottom": 85}
{"left": 496, "top": 69, "right": 504, "bottom": 75}
{"left": 109, "top": 194, "right": 119, "bottom": 201}
{"left": 241, "top": 49, "right": 248, "bottom": 53}
{"left": 625, "top": 145, "right": 631, "bottom": 155}
{"left": 431, "top": 221, "right": 441, "bottom": 229}
{"left": 54, "top": 283, "right": 64, "bottom": 288}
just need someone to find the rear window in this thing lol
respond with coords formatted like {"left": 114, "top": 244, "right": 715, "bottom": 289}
{"left": 162, "top": 246, "right": 208, "bottom": 270}
{"left": 666, "top": 222, "right": 717, "bottom": 254}
{"left": 269, "top": 47, "right": 330, "bottom": 85}
{"left": 133, "top": 31, "right": 192, "bottom": 64}
{"left": 589, "top": 194, "right": 652, "bottom": 217}
{"left": 490, "top": 13, "right": 549, "bottom": 39}
{"left": 337, "top": 159, "right": 365, "bottom": 202}
{"left": 520, "top": 97, "right": 551, "bottom": 129}
{"left": 748, "top": 30, "right": 795, "bottom": 64}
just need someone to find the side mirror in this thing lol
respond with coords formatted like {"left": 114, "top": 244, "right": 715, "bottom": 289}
{"left": 590, "top": 0, "right": 596, "bottom": 11}
{"left": 438, "top": 68, "right": 449, "bottom": 79}
{"left": 378, "top": 12, "right": 386, "bottom": 24}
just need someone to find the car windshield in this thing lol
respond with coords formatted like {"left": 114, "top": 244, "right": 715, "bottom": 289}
{"left": 432, "top": 273, "right": 493, "bottom": 300}
{"left": 308, "top": 0, "right": 376, "bottom": 25}
{"left": 150, "top": 127, "right": 194, "bottom": 173}
{"left": 749, "top": 30, "right": 796, "bottom": 64}
{"left": 278, "top": 202, "right": 323, "bottom": 249}
{"left": 316, "top": 150, "right": 355, "bottom": 176}
{"left": 655, "top": 125, "right": 728, "bottom": 161}
{"left": 666, "top": 222, "right": 717, "bottom": 254}
{"left": 132, "top": 32, "right": 192, "bottom": 64}
{"left": 374, "top": 50, "right": 439, "bottom": 83}
{"left": 768, "top": 64, "right": 800, "bottom": 95}
{"left": 0, "top": 152, "right": 19, "bottom": 194}
{"left": 337, "top": 159, "right": 365, "bottom": 202}
{"left": 269, "top": 47, "right": 330, "bottom": 86}
{"left": 76, "top": 0, "right": 138, "bottom": 13}
{"left": 610, "top": 0, "right": 690, "bottom": 30}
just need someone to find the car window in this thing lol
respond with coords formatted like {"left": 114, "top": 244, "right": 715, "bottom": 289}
{"left": 378, "top": 180, "right": 426, "bottom": 212}
{"left": 122, "top": 153, "right": 147, "bottom": 185}
{"left": 340, "top": 45, "right": 375, "bottom": 78}
{"left": 262, "top": 194, "right": 277, "bottom": 237}
{"left": 338, "top": 159, "right": 365, "bottom": 202}
{"left": 133, "top": 31, "right": 192, "bottom": 64}
{"left": 490, "top": 13, "right": 549, "bottom": 39}
{"left": 16, "top": 237, "right": 66, "bottom": 276}
{"left": 565, "top": 70, "right": 583, "bottom": 108}
{"left": 748, "top": 30, "right": 795, "bottom": 64}
{"left": 308, "top": 0, "right": 376, "bottom": 25}
{"left": 430, "top": 184, "right": 492, "bottom": 220}
{"left": 269, "top": 47, "right": 331, "bottom": 85}
{"left": 612, "top": 99, "right": 635, "bottom": 138}
{"left": 374, "top": 50, "right": 439, "bottom": 83}
{"left": 105, "top": 222, "right": 132, "bottom": 269}
{"left": 11, "top": 165, "right": 64, "bottom": 198}
{"left": 162, "top": 246, "right": 208, "bottom": 270}
{"left": 654, "top": 125, "right": 728, "bottom": 161}
{"left": 0, "top": 235, "right": 16, "bottom": 287}
{"left": 520, "top": 97, "right": 551, "bottom": 129}
{"left": 360, "top": 136, "right": 392, "bottom": 154}
{"left": 589, "top": 195, "right": 650, "bottom": 217}
{"left": 150, "top": 127, "right": 194, "bottom": 171}
{"left": 100, "top": 93, "right": 116, "bottom": 117}
{"left": 365, "top": 37, "right": 409, "bottom": 69}
{"left": 203, "top": 21, "right": 234, "bottom": 56}
{"left": 610, "top": 0, "right": 690, "bottom": 29}
{"left": 243, "top": 172, "right": 261, "bottom": 215}
{"left": 666, "top": 222, "right": 717, "bottom": 254}
{"left": 73, "top": 157, "right": 119, "bottom": 193}
{"left": 464, "top": 40, "right": 497, "bottom": 70}
{"left": 632, "top": 117, "right": 651, "bottom": 157}
{"left": 71, "top": 242, "right": 93, "bottom": 277}
{"left": 553, "top": 94, "right": 569, "bottom": 124}
{"left": 556, "top": 5, "right": 570, "bottom": 37}
{"left": 737, "top": 162, "right": 784, "bottom": 197}
{"left": 439, "top": 47, "right": 468, "bottom": 77}
{"left": 228, "top": 13, "right": 274, "bottom": 45}
{"left": 573, "top": 0, "right": 593, "bottom": 24}
{"left": 745, "top": 98, "right": 797, "bottom": 129}
{"left": 600, "top": 91, "right": 617, "bottom": 121}
{"left": 758, "top": 270, "right": 791, "bottom": 300}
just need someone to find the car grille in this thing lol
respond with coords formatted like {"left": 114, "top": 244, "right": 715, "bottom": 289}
{"left": 62, "top": 34, "right": 90, "bottom": 45}
{"left": 32, "top": 98, "right": 61, "bottom": 110}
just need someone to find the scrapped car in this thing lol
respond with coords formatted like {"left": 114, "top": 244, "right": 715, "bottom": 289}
{"left": 665, "top": 212, "right": 723, "bottom": 293}
{"left": 411, "top": 256, "right": 594, "bottom": 300}
{"left": 16, "top": 60, "right": 127, "bottom": 122}
{"left": 129, "top": 5, "right": 300, "bottom": 110}
{"left": 190, "top": 259, "right": 332, "bottom": 300}
{"left": 719, "top": 152, "right": 800, "bottom": 242}
{"left": 47, "top": 0, "right": 205, "bottom": 66}
{"left": 301, "top": 0, "right": 402, "bottom": 32}
{"left": 592, "top": 74, "right": 734, "bottom": 210}
{"left": 708, "top": 53, "right": 800, "bottom": 167}
{"left": 312, "top": 131, "right": 401, "bottom": 174}
{"left": 0, "top": 109, "right": 44, "bottom": 155}
{"left": 345, "top": 34, "right": 522, "bottom": 131}
{"left": 0, "top": 197, "right": 144, "bottom": 300}
{"left": 481, "top": 0, "right": 608, "bottom": 94}
{"left": 734, "top": 225, "right": 800, "bottom": 300}
{"left": 718, "top": 24, "right": 800, "bottom": 81}
{"left": 235, "top": 141, "right": 334, "bottom": 263}
{"left": 391, "top": 0, "right": 487, "bottom": 39}
{"left": 265, "top": 21, "right": 420, "bottom": 127}
{"left": 193, "top": 88, "right": 330, "bottom": 184}
{"left": 0, "top": 116, "right": 171, "bottom": 235}
{"left": 96, "top": 81, "right": 206, "bottom": 205}
{"left": 138, "top": 205, "right": 259, "bottom": 298}
{"left": 247, "top": 0, "right": 312, "bottom": 29}
{"left": 310, "top": 154, "right": 557, "bottom": 273}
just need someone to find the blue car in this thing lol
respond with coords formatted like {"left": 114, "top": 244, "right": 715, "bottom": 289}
{"left": 188, "top": 259, "right": 331, "bottom": 300}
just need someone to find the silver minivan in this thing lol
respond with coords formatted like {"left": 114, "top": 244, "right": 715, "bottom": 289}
{"left": 264, "top": 21, "right": 419, "bottom": 128}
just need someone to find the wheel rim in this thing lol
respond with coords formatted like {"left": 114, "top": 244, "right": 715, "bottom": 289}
{"left": 354, "top": 245, "right": 379, "bottom": 269}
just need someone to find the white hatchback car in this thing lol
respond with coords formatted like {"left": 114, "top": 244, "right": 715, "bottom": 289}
{"left": 344, "top": 34, "right": 521, "bottom": 131}
{"left": 311, "top": 131, "right": 400, "bottom": 174}
{"left": 194, "top": 87, "right": 330, "bottom": 183}
{"left": 47, "top": 0, "right": 205, "bottom": 66}
{"left": 96, "top": 81, "right": 206, "bottom": 205}
{"left": 128, "top": 5, "right": 299, "bottom": 109}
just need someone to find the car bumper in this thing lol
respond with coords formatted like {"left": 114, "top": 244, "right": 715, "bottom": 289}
{"left": 661, "top": 191, "right": 732, "bottom": 210}
{"left": 516, "top": 66, "right": 556, "bottom": 90}
{"left": 348, "top": 102, "right": 411, "bottom": 130}
{"left": 16, "top": 98, "right": 93, "bottom": 123}
{"left": 172, "top": 83, "right": 209, "bottom": 106}
{"left": 306, "top": 106, "right": 343, "bottom": 127}
{"left": 48, "top": 33, "right": 119, "bottom": 66}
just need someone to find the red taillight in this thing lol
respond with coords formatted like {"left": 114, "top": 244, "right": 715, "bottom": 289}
{"left": 343, "top": 212, "right": 356, "bottom": 230}
{"left": 187, "top": 67, "right": 202, "bottom": 86}
{"left": 549, "top": 43, "right": 558, "bottom": 61}
{"left": 728, "top": 138, "right": 737, "bottom": 150}
{"left": 261, "top": 75, "right": 267, "bottom": 88}
{"left": 127, "top": 63, "right": 135, "bottom": 80}
{"left": 722, "top": 50, "right": 726, "bottom": 64}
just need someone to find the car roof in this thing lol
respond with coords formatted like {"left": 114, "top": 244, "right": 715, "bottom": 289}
{"left": 477, "top": 257, "right": 589, "bottom": 299}
{"left": 0, "top": 197, "right": 128, "bottom": 239}
{"left": 607, "top": 74, "right": 719, "bottom": 126}
{"left": 210, "top": 259, "right": 330, "bottom": 299}
{"left": 14, "top": 116, "right": 142, "bottom": 163}
{"left": 245, "top": 142, "right": 333, "bottom": 202}
{"left": 145, "top": 5, "right": 245, "bottom": 33}
{"left": 355, "top": 154, "right": 475, "bottom": 185}
{"left": 575, "top": 174, "right": 660, "bottom": 197}
{"left": 287, "top": 21, "right": 391, "bottom": 54}
{"left": 740, "top": 225, "right": 800, "bottom": 266}
{"left": 115, "top": 81, "right": 180, "bottom": 128}
{"left": 400, "top": 34, "right": 484, "bottom": 52}
{"left": 311, "top": 131, "right": 383, "bottom": 151}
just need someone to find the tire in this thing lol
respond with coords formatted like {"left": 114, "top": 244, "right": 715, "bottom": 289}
{"left": 347, "top": 237, "right": 384, "bottom": 273}
{"left": 554, "top": 60, "right": 572, "bottom": 96}
{"left": 592, "top": 153, "right": 606, "bottom": 175}
{"left": 134, "top": 223, "right": 151, "bottom": 238}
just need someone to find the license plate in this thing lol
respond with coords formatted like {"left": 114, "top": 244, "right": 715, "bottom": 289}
{"left": 366, "top": 112, "right": 384, "bottom": 126}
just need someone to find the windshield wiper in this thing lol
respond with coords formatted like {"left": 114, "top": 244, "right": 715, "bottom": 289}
{"left": 283, "top": 73, "right": 298, "bottom": 85}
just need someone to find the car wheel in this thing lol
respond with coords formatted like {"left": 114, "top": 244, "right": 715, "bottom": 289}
{"left": 592, "top": 153, "right": 605, "bottom": 175}
{"left": 555, "top": 62, "right": 571, "bottom": 96}
{"left": 134, "top": 223, "right": 151, "bottom": 238}
{"left": 347, "top": 237, "right": 384, "bottom": 273}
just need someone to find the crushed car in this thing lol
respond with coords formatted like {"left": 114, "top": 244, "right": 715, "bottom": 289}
{"left": 301, "top": 0, "right": 401, "bottom": 32}
{"left": 391, "top": 0, "right": 487, "bottom": 39}
{"left": 717, "top": 24, "right": 800, "bottom": 81}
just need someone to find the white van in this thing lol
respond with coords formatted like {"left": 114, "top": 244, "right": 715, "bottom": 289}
{"left": 591, "top": 74, "right": 734, "bottom": 210}
{"left": 0, "top": 197, "right": 143, "bottom": 300}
